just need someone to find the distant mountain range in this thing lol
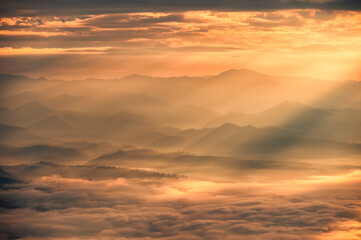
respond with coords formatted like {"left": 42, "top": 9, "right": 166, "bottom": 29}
{"left": 149, "top": 123, "right": 361, "bottom": 158}
{"left": 0, "top": 69, "right": 360, "bottom": 160}
{"left": 0, "top": 144, "right": 84, "bottom": 164}
{"left": 0, "top": 123, "right": 46, "bottom": 145}
{"left": 1, "top": 69, "right": 360, "bottom": 112}
{"left": 206, "top": 101, "right": 361, "bottom": 142}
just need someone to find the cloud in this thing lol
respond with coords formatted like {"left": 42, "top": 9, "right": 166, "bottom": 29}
{"left": 0, "top": 47, "right": 115, "bottom": 55}
{"left": 0, "top": 0, "right": 360, "bottom": 17}
{"left": 0, "top": 10, "right": 360, "bottom": 80}
{"left": 1, "top": 169, "right": 361, "bottom": 239}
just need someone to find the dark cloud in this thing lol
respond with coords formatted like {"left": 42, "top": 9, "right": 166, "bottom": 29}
{"left": 0, "top": 0, "right": 360, "bottom": 17}
{"left": 83, "top": 13, "right": 190, "bottom": 29}
{"left": 0, "top": 13, "right": 205, "bottom": 49}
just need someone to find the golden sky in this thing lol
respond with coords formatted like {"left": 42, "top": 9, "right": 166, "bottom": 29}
{"left": 0, "top": 7, "right": 360, "bottom": 80}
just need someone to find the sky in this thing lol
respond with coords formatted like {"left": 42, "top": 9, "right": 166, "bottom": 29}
{"left": 0, "top": 0, "right": 360, "bottom": 80}
{"left": 1, "top": 2, "right": 361, "bottom": 239}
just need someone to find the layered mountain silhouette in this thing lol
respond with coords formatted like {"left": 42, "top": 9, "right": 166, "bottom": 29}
{"left": 0, "top": 74, "right": 63, "bottom": 96}
{"left": 148, "top": 123, "right": 361, "bottom": 158}
{"left": 1, "top": 162, "right": 179, "bottom": 182}
{"left": 0, "top": 124, "right": 46, "bottom": 145}
{"left": 0, "top": 69, "right": 360, "bottom": 163}
{"left": 0, "top": 144, "right": 83, "bottom": 163}
{"left": 206, "top": 101, "right": 361, "bottom": 142}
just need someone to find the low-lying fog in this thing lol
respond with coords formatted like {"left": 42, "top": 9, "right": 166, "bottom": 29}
{"left": 1, "top": 70, "right": 361, "bottom": 239}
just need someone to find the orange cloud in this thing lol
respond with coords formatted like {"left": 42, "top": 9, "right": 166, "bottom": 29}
{"left": 0, "top": 10, "right": 360, "bottom": 80}
{"left": 0, "top": 30, "right": 68, "bottom": 37}
{"left": 0, "top": 47, "right": 113, "bottom": 55}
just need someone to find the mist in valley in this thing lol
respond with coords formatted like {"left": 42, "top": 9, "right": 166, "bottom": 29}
{"left": 1, "top": 69, "right": 361, "bottom": 239}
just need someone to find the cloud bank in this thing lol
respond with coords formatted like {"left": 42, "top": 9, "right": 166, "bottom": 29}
{"left": 0, "top": 10, "right": 360, "bottom": 80}
{"left": 1, "top": 169, "right": 361, "bottom": 239}
{"left": 1, "top": 0, "right": 361, "bottom": 17}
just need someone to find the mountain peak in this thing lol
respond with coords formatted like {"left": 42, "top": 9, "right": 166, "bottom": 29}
{"left": 0, "top": 73, "right": 49, "bottom": 83}
{"left": 219, "top": 122, "right": 240, "bottom": 129}
{"left": 20, "top": 100, "right": 47, "bottom": 108}
{"left": 121, "top": 74, "right": 153, "bottom": 81}
{"left": 218, "top": 123, "right": 255, "bottom": 132}
{"left": 214, "top": 69, "right": 269, "bottom": 79}
{"left": 14, "top": 100, "right": 56, "bottom": 113}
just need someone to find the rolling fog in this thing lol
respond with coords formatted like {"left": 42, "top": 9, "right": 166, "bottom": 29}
{"left": 1, "top": 69, "right": 361, "bottom": 240}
